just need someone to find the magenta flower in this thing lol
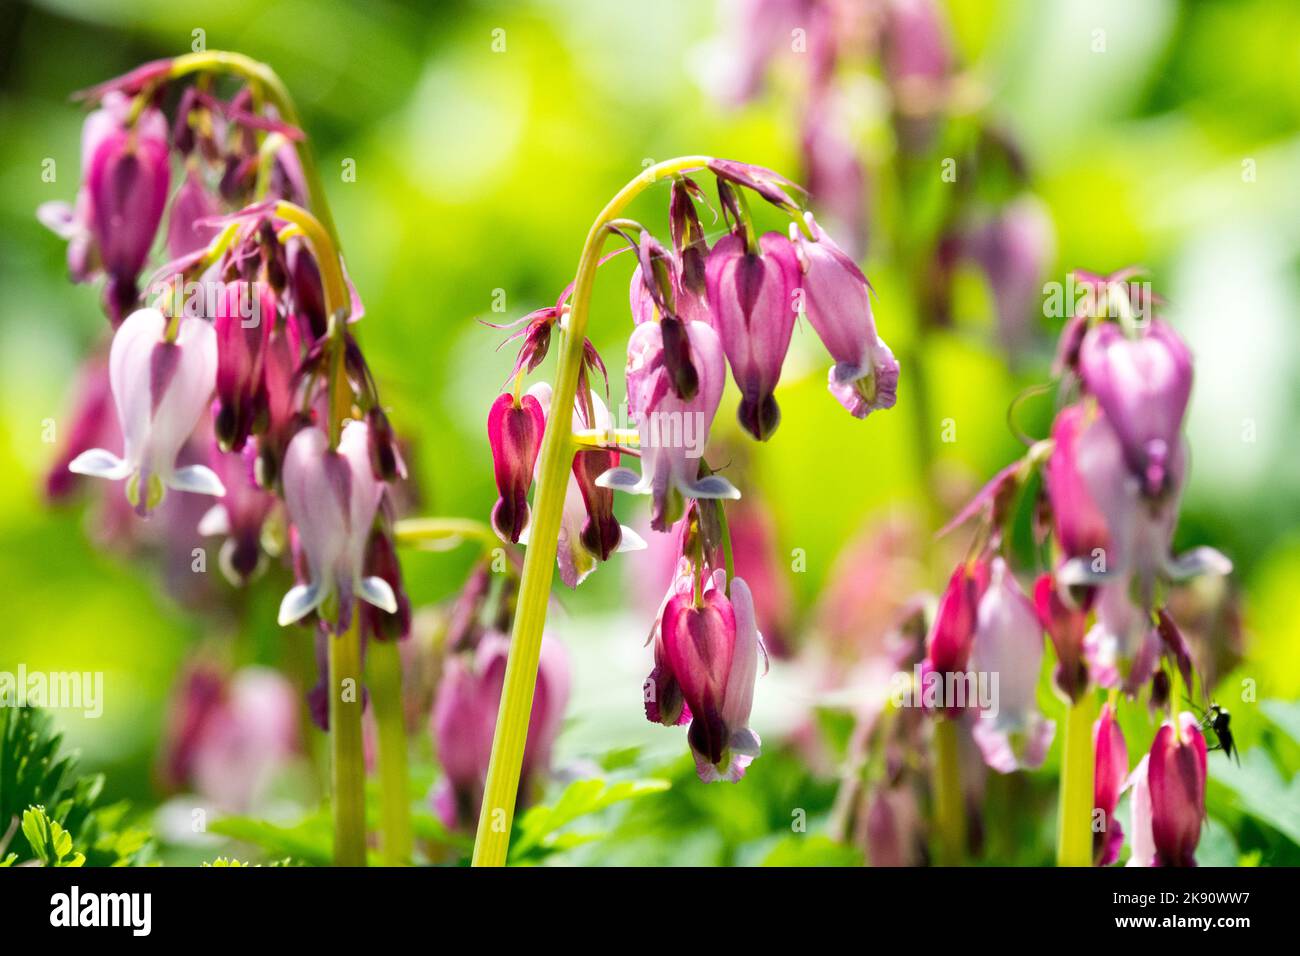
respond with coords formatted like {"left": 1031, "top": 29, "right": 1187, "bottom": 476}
{"left": 277, "top": 421, "right": 396, "bottom": 631}
{"left": 197, "top": 443, "right": 275, "bottom": 586}
{"left": 660, "top": 570, "right": 762, "bottom": 782}
{"left": 431, "top": 631, "right": 570, "bottom": 829}
{"left": 1045, "top": 403, "right": 1110, "bottom": 565}
{"left": 1034, "top": 573, "right": 1090, "bottom": 703}
{"left": 598, "top": 319, "right": 739, "bottom": 531}
{"left": 1079, "top": 320, "right": 1193, "bottom": 498}
{"left": 969, "top": 559, "right": 1054, "bottom": 772}
{"left": 792, "top": 213, "right": 899, "bottom": 419}
{"left": 161, "top": 663, "right": 300, "bottom": 812}
{"left": 705, "top": 230, "right": 801, "bottom": 439}
{"left": 45, "top": 356, "right": 117, "bottom": 501}
{"left": 963, "top": 196, "right": 1054, "bottom": 355}
{"left": 1148, "top": 712, "right": 1208, "bottom": 867}
{"left": 520, "top": 384, "right": 646, "bottom": 587}
{"left": 68, "top": 307, "right": 225, "bottom": 515}
{"left": 921, "top": 558, "right": 990, "bottom": 716}
{"left": 487, "top": 390, "right": 546, "bottom": 543}
{"left": 86, "top": 101, "right": 172, "bottom": 322}
{"left": 1092, "top": 702, "right": 1128, "bottom": 866}
{"left": 213, "top": 280, "right": 273, "bottom": 452}
{"left": 167, "top": 170, "right": 221, "bottom": 259}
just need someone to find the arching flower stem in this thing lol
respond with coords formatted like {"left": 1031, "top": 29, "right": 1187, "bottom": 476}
{"left": 1056, "top": 693, "right": 1097, "bottom": 866}
{"left": 471, "top": 157, "right": 711, "bottom": 867}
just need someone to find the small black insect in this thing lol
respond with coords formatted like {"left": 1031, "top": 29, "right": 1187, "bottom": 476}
{"left": 1191, "top": 700, "right": 1238, "bottom": 766}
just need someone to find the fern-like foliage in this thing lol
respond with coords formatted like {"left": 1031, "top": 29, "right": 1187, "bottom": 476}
{"left": 0, "top": 707, "right": 153, "bottom": 866}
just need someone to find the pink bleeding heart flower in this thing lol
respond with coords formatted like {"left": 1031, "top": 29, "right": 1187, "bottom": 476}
{"left": 598, "top": 319, "right": 739, "bottom": 531}
{"left": 1034, "top": 573, "right": 1091, "bottom": 703}
{"left": 197, "top": 442, "right": 275, "bottom": 586}
{"left": 705, "top": 230, "right": 801, "bottom": 440}
{"left": 1071, "top": 408, "right": 1230, "bottom": 603}
{"left": 212, "top": 280, "right": 274, "bottom": 453}
{"left": 1045, "top": 404, "right": 1111, "bottom": 566}
{"left": 277, "top": 421, "right": 396, "bottom": 632}
{"left": 1147, "top": 711, "right": 1208, "bottom": 867}
{"left": 1079, "top": 320, "right": 1193, "bottom": 498}
{"left": 430, "top": 631, "right": 570, "bottom": 829}
{"left": 921, "top": 558, "right": 991, "bottom": 717}
{"left": 792, "top": 213, "right": 899, "bottom": 420}
{"left": 660, "top": 570, "right": 762, "bottom": 782}
{"left": 963, "top": 196, "right": 1055, "bottom": 356}
{"left": 161, "top": 663, "right": 300, "bottom": 813}
{"left": 68, "top": 307, "right": 225, "bottom": 515}
{"left": 86, "top": 98, "right": 172, "bottom": 323}
{"left": 360, "top": 525, "right": 412, "bottom": 642}
{"left": 1092, "top": 702, "right": 1128, "bottom": 866}
{"left": 521, "top": 383, "right": 646, "bottom": 588}
{"left": 167, "top": 170, "right": 221, "bottom": 259}
{"left": 46, "top": 355, "right": 118, "bottom": 501}
{"left": 969, "top": 558, "right": 1055, "bottom": 773}
{"left": 487, "top": 390, "right": 546, "bottom": 544}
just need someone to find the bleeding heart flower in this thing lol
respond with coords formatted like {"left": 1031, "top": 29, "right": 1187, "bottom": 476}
{"left": 705, "top": 230, "right": 801, "bottom": 439}
{"left": 1093, "top": 702, "right": 1128, "bottom": 866}
{"left": 598, "top": 319, "right": 739, "bottom": 531}
{"left": 1147, "top": 711, "right": 1208, "bottom": 867}
{"left": 487, "top": 390, "right": 546, "bottom": 544}
{"left": 276, "top": 421, "right": 396, "bottom": 632}
{"left": 68, "top": 307, "right": 225, "bottom": 516}
{"left": 660, "top": 569, "right": 762, "bottom": 782}
{"left": 792, "top": 213, "right": 899, "bottom": 420}
{"left": 921, "top": 558, "right": 991, "bottom": 717}
{"left": 969, "top": 558, "right": 1054, "bottom": 772}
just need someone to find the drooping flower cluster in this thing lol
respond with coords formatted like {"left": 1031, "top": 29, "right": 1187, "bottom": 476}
{"left": 709, "top": 0, "right": 1054, "bottom": 356}
{"left": 922, "top": 269, "right": 1231, "bottom": 864}
{"left": 41, "top": 59, "right": 411, "bottom": 726}
{"left": 485, "top": 161, "right": 896, "bottom": 780}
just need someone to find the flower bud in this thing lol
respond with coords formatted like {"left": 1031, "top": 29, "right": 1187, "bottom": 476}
{"left": 487, "top": 391, "right": 546, "bottom": 543}
{"left": 1148, "top": 712, "right": 1207, "bottom": 867}
{"left": 1092, "top": 702, "right": 1128, "bottom": 865}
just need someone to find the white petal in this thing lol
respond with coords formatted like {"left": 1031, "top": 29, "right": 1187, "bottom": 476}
{"left": 277, "top": 583, "right": 323, "bottom": 626}
{"left": 169, "top": 464, "right": 226, "bottom": 497}
{"left": 197, "top": 504, "right": 231, "bottom": 536}
{"left": 595, "top": 466, "right": 648, "bottom": 494}
{"left": 615, "top": 524, "right": 647, "bottom": 553}
{"left": 1164, "top": 546, "right": 1233, "bottom": 581}
{"left": 68, "top": 448, "right": 131, "bottom": 481}
{"left": 684, "top": 474, "right": 741, "bottom": 501}
{"left": 358, "top": 575, "right": 397, "bottom": 614}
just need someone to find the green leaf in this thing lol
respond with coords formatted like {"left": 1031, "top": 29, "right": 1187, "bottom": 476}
{"left": 1208, "top": 747, "right": 1300, "bottom": 847}
{"left": 760, "top": 834, "right": 864, "bottom": 867}
{"left": 208, "top": 813, "right": 337, "bottom": 867}
{"left": 509, "top": 777, "right": 670, "bottom": 862}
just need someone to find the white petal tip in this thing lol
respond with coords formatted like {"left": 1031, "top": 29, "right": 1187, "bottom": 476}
{"left": 359, "top": 576, "right": 398, "bottom": 614}
{"left": 67, "top": 449, "right": 130, "bottom": 481}
{"left": 170, "top": 464, "right": 226, "bottom": 497}
{"left": 277, "top": 584, "right": 321, "bottom": 627}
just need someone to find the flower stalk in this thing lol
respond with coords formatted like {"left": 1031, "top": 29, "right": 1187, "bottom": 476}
{"left": 369, "top": 638, "right": 412, "bottom": 865}
{"left": 1056, "top": 693, "right": 1096, "bottom": 866}
{"left": 931, "top": 716, "right": 965, "bottom": 865}
{"left": 329, "top": 610, "right": 367, "bottom": 866}
{"left": 471, "top": 157, "right": 710, "bottom": 867}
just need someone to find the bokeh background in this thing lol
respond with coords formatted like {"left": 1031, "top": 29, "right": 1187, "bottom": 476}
{"left": 1, "top": 0, "right": 1298, "bottom": 865}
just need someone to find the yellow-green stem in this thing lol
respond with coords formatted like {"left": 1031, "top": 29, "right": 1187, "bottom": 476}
{"left": 329, "top": 611, "right": 367, "bottom": 866}
{"left": 932, "top": 717, "right": 965, "bottom": 866}
{"left": 1057, "top": 694, "right": 1096, "bottom": 867}
{"left": 471, "top": 156, "right": 711, "bottom": 867}
{"left": 369, "top": 639, "right": 412, "bottom": 865}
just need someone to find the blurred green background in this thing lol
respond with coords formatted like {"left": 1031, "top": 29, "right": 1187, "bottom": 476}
{"left": 1, "top": 0, "right": 1298, "bottom": 864}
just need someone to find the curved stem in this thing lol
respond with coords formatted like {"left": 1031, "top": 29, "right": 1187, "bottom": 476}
{"left": 168, "top": 50, "right": 339, "bottom": 246}
{"left": 471, "top": 156, "right": 711, "bottom": 867}
{"left": 369, "top": 639, "right": 413, "bottom": 865}
{"left": 1056, "top": 694, "right": 1096, "bottom": 866}
{"left": 329, "top": 611, "right": 367, "bottom": 866}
